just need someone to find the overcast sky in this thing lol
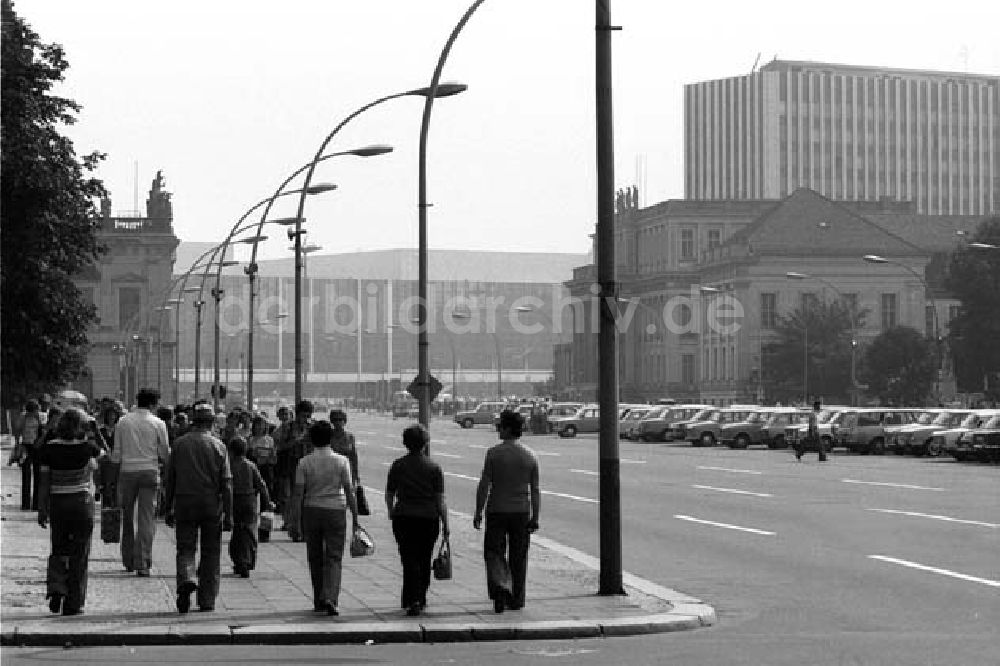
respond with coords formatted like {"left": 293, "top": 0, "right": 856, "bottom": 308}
{"left": 21, "top": 0, "right": 1000, "bottom": 261}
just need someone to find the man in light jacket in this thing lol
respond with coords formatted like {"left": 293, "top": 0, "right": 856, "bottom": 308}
{"left": 111, "top": 388, "right": 170, "bottom": 576}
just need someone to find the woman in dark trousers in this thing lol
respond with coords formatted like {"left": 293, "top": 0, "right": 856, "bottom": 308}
{"left": 35, "top": 408, "right": 105, "bottom": 616}
{"left": 385, "top": 424, "right": 449, "bottom": 617}
{"left": 473, "top": 410, "right": 540, "bottom": 613}
{"left": 12, "top": 399, "right": 42, "bottom": 510}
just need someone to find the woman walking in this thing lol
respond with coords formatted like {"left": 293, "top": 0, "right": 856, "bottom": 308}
{"left": 247, "top": 415, "right": 277, "bottom": 499}
{"left": 287, "top": 420, "right": 360, "bottom": 616}
{"left": 385, "top": 424, "right": 449, "bottom": 617}
{"left": 35, "top": 408, "right": 105, "bottom": 616}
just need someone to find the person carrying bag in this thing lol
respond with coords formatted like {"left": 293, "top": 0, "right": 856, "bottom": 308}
{"left": 328, "top": 409, "right": 368, "bottom": 515}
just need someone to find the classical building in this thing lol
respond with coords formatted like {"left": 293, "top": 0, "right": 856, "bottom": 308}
{"left": 558, "top": 187, "right": 983, "bottom": 405}
{"left": 74, "top": 172, "right": 180, "bottom": 401}
{"left": 684, "top": 60, "right": 1000, "bottom": 215}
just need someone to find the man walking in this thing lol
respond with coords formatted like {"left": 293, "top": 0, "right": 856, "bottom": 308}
{"left": 163, "top": 403, "right": 233, "bottom": 613}
{"left": 796, "top": 400, "right": 828, "bottom": 462}
{"left": 111, "top": 388, "right": 170, "bottom": 576}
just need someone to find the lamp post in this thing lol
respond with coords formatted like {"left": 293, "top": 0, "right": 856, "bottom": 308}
{"left": 787, "top": 272, "right": 859, "bottom": 405}
{"left": 863, "top": 254, "right": 941, "bottom": 401}
{"left": 291, "top": 88, "right": 466, "bottom": 413}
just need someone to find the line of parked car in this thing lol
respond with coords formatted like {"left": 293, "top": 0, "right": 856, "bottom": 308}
{"left": 454, "top": 399, "right": 1000, "bottom": 464}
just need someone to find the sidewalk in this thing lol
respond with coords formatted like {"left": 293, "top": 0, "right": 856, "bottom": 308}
{"left": 0, "top": 451, "right": 714, "bottom": 646}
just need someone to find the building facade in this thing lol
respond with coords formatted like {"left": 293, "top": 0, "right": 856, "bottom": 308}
{"left": 684, "top": 60, "right": 1000, "bottom": 216}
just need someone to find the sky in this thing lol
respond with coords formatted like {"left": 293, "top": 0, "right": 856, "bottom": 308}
{"left": 20, "top": 0, "right": 1000, "bottom": 261}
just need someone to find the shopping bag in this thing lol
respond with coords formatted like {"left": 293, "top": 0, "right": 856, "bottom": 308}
{"left": 258, "top": 510, "right": 273, "bottom": 543}
{"left": 101, "top": 506, "right": 122, "bottom": 544}
{"left": 356, "top": 486, "right": 371, "bottom": 516}
{"left": 349, "top": 525, "right": 375, "bottom": 557}
{"left": 432, "top": 536, "right": 452, "bottom": 580}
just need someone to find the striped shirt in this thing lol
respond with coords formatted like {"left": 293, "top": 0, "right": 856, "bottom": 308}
{"left": 36, "top": 438, "right": 102, "bottom": 495}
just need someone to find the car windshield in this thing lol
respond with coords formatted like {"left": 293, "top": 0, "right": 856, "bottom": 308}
{"left": 818, "top": 411, "right": 841, "bottom": 424}
{"left": 627, "top": 409, "right": 649, "bottom": 420}
{"left": 690, "top": 409, "right": 714, "bottom": 421}
{"left": 981, "top": 415, "right": 1000, "bottom": 429}
{"left": 932, "top": 412, "right": 964, "bottom": 426}
{"left": 959, "top": 413, "right": 982, "bottom": 428}
{"left": 746, "top": 412, "right": 766, "bottom": 423}
{"left": 914, "top": 412, "right": 938, "bottom": 424}
{"left": 723, "top": 411, "right": 752, "bottom": 423}
{"left": 643, "top": 406, "right": 666, "bottom": 419}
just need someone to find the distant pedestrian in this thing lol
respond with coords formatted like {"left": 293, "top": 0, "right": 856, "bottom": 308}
{"left": 111, "top": 388, "right": 170, "bottom": 576}
{"left": 35, "top": 408, "right": 105, "bottom": 616}
{"left": 227, "top": 436, "right": 273, "bottom": 577}
{"left": 11, "top": 399, "right": 43, "bottom": 510}
{"left": 287, "top": 420, "right": 360, "bottom": 616}
{"left": 274, "top": 400, "right": 314, "bottom": 534}
{"left": 247, "top": 415, "right": 277, "bottom": 499}
{"left": 328, "top": 409, "right": 359, "bottom": 488}
{"left": 385, "top": 424, "right": 449, "bottom": 617}
{"left": 796, "top": 400, "right": 827, "bottom": 462}
{"left": 473, "top": 410, "right": 540, "bottom": 613}
{"left": 163, "top": 403, "right": 233, "bottom": 613}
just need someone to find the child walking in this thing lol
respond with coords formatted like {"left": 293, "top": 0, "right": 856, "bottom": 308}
{"left": 228, "top": 437, "right": 273, "bottom": 577}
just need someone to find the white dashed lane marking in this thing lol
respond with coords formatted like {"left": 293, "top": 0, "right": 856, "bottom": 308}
{"left": 869, "top": 555, "right": 1000, "bottom": 588}
{"left": 444, "top": 472, "right": 597, "bottom": 504}
{"left": 620, "top": 458, "right": 646, "bottom": 464}
{"left": 674, "top": 514, "right": 775, "bottom": 536}
{"left": 570, "top": 469, "right": 598, "bottom": 476}
{"left": 535, "top": 451, "right": 561, "bottom": 457}
{"left": 692, "top": 485, "right": 773, "bottom": 498}
{"left": 867, "top": 508, "right": 999, "bottom": 529}
{"left": 842, "top": 479, "right": 945, "bottom": 491}
{"left": 697, "top": 465, "right": 762, "bottom": 475}
{"left": 434, "top": 452, "right": 462, "bottom": 459}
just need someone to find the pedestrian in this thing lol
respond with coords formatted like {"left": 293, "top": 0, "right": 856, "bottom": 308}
{"left": 796, "top": 400, "right": 827, "bottom": 462}
{"left": 111, "top": 388, "right": 170, "bottom": 576}
{"left": 247, "top": 415, "right": 277, "bottom": 499}
{"left": 286, "top": 420, "right": 360, "bottom": 616}
{"left": 35, "top": 408, "right": 105, "bottom": 616}
{"left": 274, "top": 400, "right": 314, "bottom": 534}
{"left": 227, "top": 436, "right": 273, "bottom": 577}
{"left": 10, "top": 399, "right": 43, "bottom": 510}
{"left": 473, "top": 410, "right": 540, "bottom": 613}
{"left": 328, "top": 409, "right": 359, "bottom": 488}
{"left": 34, "top": 406, "right": 64, "bottom": 510}
{"left": 385, "top": 424, "right": 449, "bottom": 617}
{"left": 163, "top": 403, "right": 233, "bottom": 613}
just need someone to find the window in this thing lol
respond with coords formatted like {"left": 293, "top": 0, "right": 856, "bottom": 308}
{"left": 118, "top": 286, "right": 142, "bottom": 330}
{"left": 708, "top": 229, "right": 721, "bottom": 249}
{"left": 800, "top": 292, "right": 818, "bottom": 311}
{"left": 681, "top": 229, "right": 695, "bottom": 259}
{"left": 761, "top": 293, "right": 777, "bottom": 328}
{"left": 682, "top": 354, "right": 695, "bottom": 385}
{"left": 881, "top": 293, "right": 898, "bottom": 330}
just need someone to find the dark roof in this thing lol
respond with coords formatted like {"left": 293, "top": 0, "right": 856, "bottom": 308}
{"left": 718, "top": 189, "right": 925, "bottom": 258}
{"left": 862, "top": 213, "right": 989, "bottom": 253}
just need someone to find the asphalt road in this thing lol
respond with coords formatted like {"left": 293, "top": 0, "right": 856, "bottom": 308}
{"left": 7, "top": 412, "right": 996, "bottom": 665}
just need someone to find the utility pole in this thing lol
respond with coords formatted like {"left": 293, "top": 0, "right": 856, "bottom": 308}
{"left": 596, "top": 0, "right": 623, "bottom": 596}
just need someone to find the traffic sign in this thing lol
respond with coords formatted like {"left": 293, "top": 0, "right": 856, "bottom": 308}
{"left": 407, "top": 375, "right": 443, "bottom": 403}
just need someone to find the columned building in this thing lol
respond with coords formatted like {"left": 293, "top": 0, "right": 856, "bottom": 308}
{"left": 684, "top": 60, "right": 1000, "bottom": 216}
{"left": 558, "top": 188, "right": 983, "bottom": 405}
{"left": 74, "top": 172, "right": 180, "bottom": 401}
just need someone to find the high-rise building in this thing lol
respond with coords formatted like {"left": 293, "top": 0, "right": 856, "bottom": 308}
{"left": 684, "top": 60, "right": 1000, "bottom": 215}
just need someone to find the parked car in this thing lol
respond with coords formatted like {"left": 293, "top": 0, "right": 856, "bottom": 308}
{"left": 838, "top": 408, "right": 921, "bottom": 455}
{"left": 760, "top": 408, "right": 809, "bottom": 449}
{"left": 783, "top": 407, "right": 850, "bottom": 450}
{"left": 551, "top": 404, "right": 600, "bottom": 438}
{"left": 619, "top": 405, "right": 651, "bottom": 439}
{"left": 493, "top": 403, "right": 538, "bottom": 429}
{"left": 687, "top": 408, "right": 757, "bottom": 447}
{"left": 454, "top": 401, "right": 507, "bottom": 428}
{"left": 888, "top": 409, "right": 970, "bottom": 456}
{"left": 938, "top": 410, "right": 1000, "bottom": 460}
{"left": 969, "top": 424, "right": 1000, "bottom": 462}
{"left": 721, "top": 409, "right": 775, "bottom": 449}
{"left": 639, "top": 404, "right": 713, "bottom": 442}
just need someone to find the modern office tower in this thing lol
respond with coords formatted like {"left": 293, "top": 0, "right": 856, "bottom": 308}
{"left": 684, "top": 59, "right": 1000, "bottom": 215}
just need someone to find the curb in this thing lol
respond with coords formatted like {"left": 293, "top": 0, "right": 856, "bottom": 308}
{"left": 1, "top": 611, "right": 710, "bottom": 647}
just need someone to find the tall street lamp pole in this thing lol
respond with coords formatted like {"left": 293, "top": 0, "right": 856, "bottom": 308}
{"left": 787, "top": 272, "right": 859, "bottom": 405}
{"left": 416, "top": 2, "right": 482, "bottom": 427}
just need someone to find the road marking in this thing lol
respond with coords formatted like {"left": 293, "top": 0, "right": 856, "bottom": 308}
{"left": 432, "top": 439, "right": 449, "bottom": 445}
{"left": 382, "top": 446, "right": 405, "bottom": 452}
{"left": 469, "top": 444, "right": 488, "bottom": 449}
{"left": 570, "top": 468, "right": 598, "bottom": 476}
{"left": 444, "top": 472, "right": 598, "bottom": 504}
{"left": 434, "top": 452, "right": 462, "bottom": 459}
{"left": 868, "top": 508, "right": 999, "bottom": 529}
{"left": 535, "top": 451, "right": 561, "bottom": 457}
{"left": 383, "top": 434, "right": 397, "bottom": 439}
{"left": 621, "top": 458, "right": 647, "bottom": 464}
{"left": 842, "top": 479, "right": 945, "bottom": 491}
{"left": 692, "top": 484, "right": 773, "bottom": 498}
{"left": 869, "top": 555, "right": 1000, "bottom": 588}
{"left": 697, "top": 465, "right": 762, "bottom": 475}
{"left": 360, "top": 430, "right": 377, "bottom": 435}
{"left": 674, "top": 514, "right": 775, "bottom": 536}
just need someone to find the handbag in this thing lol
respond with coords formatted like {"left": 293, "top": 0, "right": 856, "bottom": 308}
{"left": 349, "top": 525, "right": 375, "bottom": 557}
{"left": 101, "top": 505, "right": 122, "bottom": 544}
{"left": 355, "top": 485, "right": 371, "bottom": 516}
{"left": 432, "top": 535, "right": 452, "bottom": 580}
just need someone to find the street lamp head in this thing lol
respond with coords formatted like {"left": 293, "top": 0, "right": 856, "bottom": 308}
{"left": 863, "top": 254, "right": 888, "bottom": 264}
{"left": 348, "top": 144, "right": 394, "bottom": 157}
{"left": 304, "top": 183, "right": 337, "bottom": 195}
{"left": 218, "top": 260, "right": 239, "bottom": 268}
{"left": 786, "top": 272, "right": 809, "bottom": 280}
{"left": 271, "top": 216, "right": 304, "bottom": 226}
{"left": 699, "top": 285, "right": 721, "bottom": 293}
{"left": 409, "top": 81, "right": 468, "bottom": 98}
{"left": 969, "top": 242, "right": 999, "bottom": 250}
{"left": 166, "top": 298, "right": 183, "bottom": 305}
{"left": 182, "top": 287, "right": 202, "bottom": 293}
{"left": 514, "top": 306, "right": 535, "bottom": 313}
{"left": 237, "top": 235, "right": 268, "bottom": 244}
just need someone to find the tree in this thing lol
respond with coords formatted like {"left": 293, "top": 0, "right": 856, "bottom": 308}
{"left": 944, "top": 216, "right": 1000, "bottom": 400}
{"left": 859, "top": 326, "right": 936, "bottom": 406}
{"left": 762, "top": 299, "right": 863, "bottom": 405}
{"left": 1, "top": 0, "right": 106, "bottom": 406}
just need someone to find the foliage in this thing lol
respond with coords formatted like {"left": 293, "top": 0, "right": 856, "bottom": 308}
{"left": 1, "top": 0, "right": 106, "bottom": 406}
{"left": 762, "top": 299, "right": 864, "bottom": 404}
{"left": 944, "top": 217, "right": 1000, "bottom": 399}
{"left": 859, "top": 326, "right": 937, "bottom": 406}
